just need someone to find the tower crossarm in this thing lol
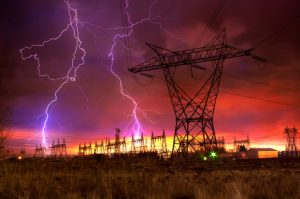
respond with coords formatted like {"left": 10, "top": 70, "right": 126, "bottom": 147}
{"left": 129, "top": 30, "right": 266, "bottom": 155}
{"left": 128, "top": 44, "right": 266, "bottom": 73}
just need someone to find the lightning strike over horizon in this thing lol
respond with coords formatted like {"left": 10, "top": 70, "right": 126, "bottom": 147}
{"left": 20, "top": 0, "right": 86, "bottom": 147}
{"left": 107, "top": 0, "right": 158, "bottom": 138}
{"left": 78, "top": 0, "right": 190, "bottom": 137}
{"left": 19, "top": 0, "right": 173, "bottom": 144}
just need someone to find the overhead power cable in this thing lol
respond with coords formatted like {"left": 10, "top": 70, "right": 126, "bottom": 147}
{"left": 187, "top": 64, "right": 300, "bottom": 96}
{"left": 194, "top": 0, "right": 227, "bottom": 47}
{"left": 223, "top": 72, "right": 300, "bottom": 96}
{"left": 221, "top": 89, "right": 300, "bottom": 109}
{"left": 255, "top": 12, "right": 300, "bottom": 48}
{"left": 148, "top": 73, "right": 300, "bottom": 109}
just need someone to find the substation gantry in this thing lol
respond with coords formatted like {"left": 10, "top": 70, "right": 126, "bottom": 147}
{"left": 151, "top": 130, "right": 168, "bottom": 157}
{"left": 129, "top": 30, "right": 265, "bottom": 156}
{"left": 34, "top": 144, "right": 46, "bottom": 157}
{"left": 107, "top": 128, "right": 127, "bottom": 155}
{"left": 50, "top": 138, "right": 67, "bottom": 157}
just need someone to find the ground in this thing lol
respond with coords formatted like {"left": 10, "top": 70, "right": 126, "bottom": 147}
{"left": 0, "top": 155, "right": 300, "bottom": 199}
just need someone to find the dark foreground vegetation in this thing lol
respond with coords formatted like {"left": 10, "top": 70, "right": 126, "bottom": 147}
{"left": 1, "top": 154, "right": 300, "bottom": 199}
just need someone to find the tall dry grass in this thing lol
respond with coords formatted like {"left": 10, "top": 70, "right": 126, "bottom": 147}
{"left": 0, "top": 156, "right": 300, "bottom": 199}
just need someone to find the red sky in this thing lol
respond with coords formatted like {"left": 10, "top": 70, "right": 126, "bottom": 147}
{"left": 1, "top": 0, "right": 300, "bottom": 154}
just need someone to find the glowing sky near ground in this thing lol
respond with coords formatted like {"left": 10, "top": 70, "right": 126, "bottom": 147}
{"left": 1, "top": 0, "right": 300, "bottom": 154}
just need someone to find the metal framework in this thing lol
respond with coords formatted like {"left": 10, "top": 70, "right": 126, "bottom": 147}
{"left": 94, "top": 140, "right": 105, "bottom": 154}
{"left": 233, "top": 136, "right": 250, "bottom": 152}
{"left": 217, "top": 136, "right": 225, "bottom": 152}
{"left": 131, "top": 133, "right": 148, "bottom": 153}
{"left": 107, "top": 128, "right": 127, "bottom": 155}
{"left": 151, "top": 130, "right": 168, "bottom": 157}
{"left": 34, "top": 144, "right": 46, "bottom": 157}
{"left": 50, "top": 138, "right": 67, "bottom": 157}
{"left": 129, "top": 30, "right": 265, "bottom": 156}
{"left": 78, "top": 142, "right": 93, "bottom": 156}
{"left": 284, "top": 126, "right": 298, "bottom": 152}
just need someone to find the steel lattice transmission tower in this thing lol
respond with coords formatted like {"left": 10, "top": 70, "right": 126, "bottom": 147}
{"left": 284, "top": 126, "right": 298, "bottom": 152}
{"left": 129, "top": 30, "right": 265, "bottom": 156}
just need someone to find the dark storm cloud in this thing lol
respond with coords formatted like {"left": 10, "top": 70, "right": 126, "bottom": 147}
{"left": 1, "top": 0, "right": 299, "bottom": 149}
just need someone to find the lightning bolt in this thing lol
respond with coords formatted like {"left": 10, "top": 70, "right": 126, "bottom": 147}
{"left": 80, "top": 0, "right": 187, "bottom": 138}
{"left": 20, "top": 0, "right": 184, "bottom": 147}
{"left": 107, "top": 0, "right": 158, "bottom": 138}
{"left": 20, "top": 0, "right": 86, "bottom": 147}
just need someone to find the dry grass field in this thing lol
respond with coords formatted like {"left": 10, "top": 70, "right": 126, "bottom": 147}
{"left": 0, "top": 155, "right": 300, "bottom": 199}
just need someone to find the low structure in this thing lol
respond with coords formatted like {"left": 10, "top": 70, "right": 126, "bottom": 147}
{"left": 150, "top": 130, "right": 168, "bottom": 157}
{"left": 246, "top": 148, "right": 278, "bottom": 159}
{"left": 78, "top": 142, "right": 93, "bottom": 156}
{"left": 34, "top": 144, "right": 46, "bottom": 157}
{"left": 278, "top": 150, "right": 300, "bottom": 158}
{"left": 50, "top": 138, "right": 67, "bottom": 157}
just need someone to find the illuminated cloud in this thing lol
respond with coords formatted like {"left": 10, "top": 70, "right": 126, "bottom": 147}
{"left": 1, "top": 0, "right": 299, "bottom": 153}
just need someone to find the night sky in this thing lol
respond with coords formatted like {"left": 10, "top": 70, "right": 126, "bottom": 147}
{"left": 1, "top": 0, "right": 300, "bottom": 153}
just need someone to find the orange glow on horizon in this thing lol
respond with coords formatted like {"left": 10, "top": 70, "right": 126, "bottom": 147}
{"left": 8, "top": 126, "right": 292, "bottom": 155}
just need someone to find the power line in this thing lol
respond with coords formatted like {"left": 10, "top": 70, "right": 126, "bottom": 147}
{"left": 182, "top": 62, "right": 300, "bottom": 96}
{"left": 223, "top": 72, "right": 300, "bottom": 96}
{"left": 149, "top": 73, "right": 300, "bottom": 109}
{"left": 221, "top": 89, "right": 300, "bottom": 109}
{"left": 193, "top": 0, "right": 227, "bottom": 47}
{"left": 254, "top": 12, "right": 300, "bottom": 48}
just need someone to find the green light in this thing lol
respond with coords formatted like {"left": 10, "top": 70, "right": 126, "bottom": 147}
{"left": 209, "top": 151, "right": 217, "bottom": 158}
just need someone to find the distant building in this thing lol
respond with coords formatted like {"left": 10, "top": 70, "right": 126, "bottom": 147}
{"left": 246, "top": 148, "right": 278, "bottom": 159}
